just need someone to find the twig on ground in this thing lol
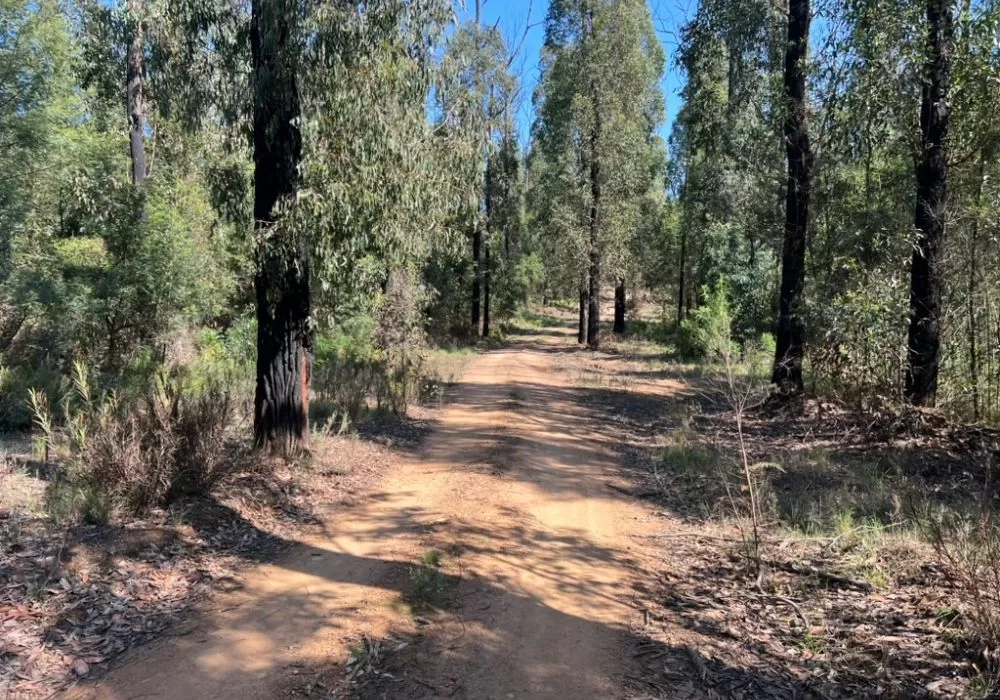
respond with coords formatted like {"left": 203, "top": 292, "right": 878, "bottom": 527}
{"left": 684, "top": 644, "right": 709, "bottom": 680}
{"left": 771, "top": 560, "right": 875, "bottom": 593}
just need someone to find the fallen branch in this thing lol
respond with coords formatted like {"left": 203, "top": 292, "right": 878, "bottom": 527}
{"left": 684, "top": 644, "right": 709, "bottom": 680}
{"left": 635, "top": 531, "right": 755, "bottom": 544}
{"left": 605, "top": 482, "right": 660, "bottom": 499}
{"left": 772, "top": 560, "right": 875, "bottom": 593}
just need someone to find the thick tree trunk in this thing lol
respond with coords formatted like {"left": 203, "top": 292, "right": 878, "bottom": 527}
{"left": 251, "top": 0, "right": 310, "bottom": 456}
{"left": 482, "top": 242, "right": 491, "bottom": 338}
{"left": 471, "top": 222, "right": 481, "bottom": 335}
{"left": 772, "top": 0, "right": 812, "bottom": 393}
{"left": 125, "top": 0, "right": 146, "bottom": 186}
{"left": 578, "top": 288, "right": 587, "bottom": 344}
{"left": 613, "top": 279, "right": 626, "bottom": 334}
{"left": 905, "top": 0, "right": 952, "bottom": 407}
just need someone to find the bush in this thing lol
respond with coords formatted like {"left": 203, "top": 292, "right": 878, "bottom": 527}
{"left": 33, "top": 363, "right": 237, "bottom": 522}
{"left": 373, "top": 269, "right": 426, "bottom": 414}
{"left": 923, "top": 503, "right": 1000, "bottom": 677}
{"left": 676, "top": 281, "right": 737, "bottom": 361}
{"left": 0, "top": 363, "right": 66, "bottom": 432}
{"left": 313, "top": 316, "right": 381, "bottom": 425}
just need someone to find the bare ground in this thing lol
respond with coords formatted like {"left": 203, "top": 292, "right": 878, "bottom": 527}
{"left": 4, "top": 312, "right": 989, "bottom": 699}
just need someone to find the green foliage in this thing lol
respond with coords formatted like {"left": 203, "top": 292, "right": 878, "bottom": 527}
{"left": 531, "top": 0, "right": 666, "bottom": 301}
{"left": 0, "top": 364, "right": 66, "bottom": 431}
{"left": 406, "top": 549, "right": 447, "bottom": 609}
{"left": 676, "top": 281, "right": 736, "bottom": 361}
{"left": 313, "top": 316, "right": 380, "bottom": 426}
{"left": 312, "top": 269, "right": 428, "bottom": 426}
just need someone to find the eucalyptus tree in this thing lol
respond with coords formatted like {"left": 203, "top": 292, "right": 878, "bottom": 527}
{"left": 250, "top": 0, "right": 308, "bottom": 454}
{"left": 251, "top": 0, "right": 451, "bottom": 453}
{"left": 904, "top": 0, "right": 953, "bottom": 407}
{"left": 533, "top": 0, "right": 664, "bottom": 348}
{"left": 434, "top": 16, "right": 517, "bottom": 337}
{"left": 484, "top": 130, "right": 525, "bottom": 335}
{"left": 670, "top": 0, "right": 781, "bottom": 341}
{"left": 772, "top": 0, "right": 813, "bottom": 392}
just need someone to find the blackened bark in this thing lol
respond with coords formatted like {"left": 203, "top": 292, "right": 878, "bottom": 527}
{"left": 613, "top": 279, "right": 626, "bottom": 334}
{"left": 483, "top": 243, "right": 491, "bottom": 338}
{"left": 772, "top": 0, "right": 812, "bottom": 393}
{"left": 252, "top": 0, "right": 310, "bottom": 455}
{"left": 587, "top": 251, "right": 600, "bottom": 347}
{"left": 585, "top": 6, "right": 601, "bottom": 350}
{"left": 471, "top": 222, "right": 481, "bottom": 335}
{"left": 125, "top": 0, "right": 146, "bottom": 186}
{"left": 905, "top": 0, "right": 952, "bottom": 407}
{"left": 578, "top": 288, "right": 587, "bottom": 344}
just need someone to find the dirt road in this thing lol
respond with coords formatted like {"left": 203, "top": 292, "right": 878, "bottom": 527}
{"left": 67, "top": 322, "right": 664, "bottom": 699}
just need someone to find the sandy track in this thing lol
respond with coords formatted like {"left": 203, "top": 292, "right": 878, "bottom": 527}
{"left": 65, "top": 324, "right": 662, "bottom": 700}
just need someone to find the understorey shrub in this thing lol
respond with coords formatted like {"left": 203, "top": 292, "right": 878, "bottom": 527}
{"left": 312, "top": 269, "right": 428, "bottom": 426}
{"left": 676, "top": 281, "right": 738, "bottom": 362}
{"left": 31, "top": 363, "right": 237, "bottom": 522}
{"left": 922, "top": 494, "right": 1000, "bottom": 678}
{"left": 373, "top": 268, "right": 427, "bottom": 415}
{"left": 313, "top": 316, "right": 381, "bottom": 426}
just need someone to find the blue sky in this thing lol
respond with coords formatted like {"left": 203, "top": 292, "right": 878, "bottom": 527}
{"left": 455, "top": 0, "right": 695, "bottom": 147}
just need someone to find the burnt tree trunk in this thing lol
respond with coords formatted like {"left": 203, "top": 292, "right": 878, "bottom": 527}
{"left": 613, "top": 279, "right": 626, "bottom": 334}
{"left": 905, "top": 0, "right": 952, "bottom": 407}
{"left": 471, "top": 222, "right": 481, "bottom": 335}
{"left": 251, "top": 0, "right": 311, "bottom": 456}
{"left": 578, "top": 288, "right": 587, "bottom": 344}
{"left": 585, "top": 7, "right": 601, "bottom": 350}
{"left": 772, "top": 0, "right": 812, "bottom": 393}
{"left": 125, "top": 0, "right": 146, "bottom": 186}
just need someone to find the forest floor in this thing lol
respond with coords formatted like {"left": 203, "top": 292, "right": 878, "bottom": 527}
{"left": 2, "top": 308, "right": 994, "bottom": 699}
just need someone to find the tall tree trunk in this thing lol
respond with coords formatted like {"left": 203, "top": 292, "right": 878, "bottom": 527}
{"left": 677, "top": 224, "right": 687, "bottom": 325}
{"left": 905, "top": 0, "right": 952, "bottom": 407}
{"left": 483, "top": 154, "right": 492, "bottom": 338}
{"left": 968, "top": 150, "right": 984, "bottom": 421}
{"left": 483, "top": 242, "right": 491, "bottom": 338}
{"left": 772, "top": 0, "right": 812, "bottom": 393}
{"left": 614, "top": 279, "right": 626, "bottom": 334}
{"left": 578, "top": 287, "right": 587, "bottom": 344}
{"left": 585, "top": 7, "right": 601, "bottom": 349}
{"left": 125, "top": 0, "right": 146, "bottom": 187}
{"left": 471, "top": 222, "right": 481, "bottom": 335}
{"left": 251, "top": 0, "right": 310, "bottom": 456}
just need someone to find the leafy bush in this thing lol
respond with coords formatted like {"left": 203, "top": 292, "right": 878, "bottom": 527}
{"left": 676, "top": 281, "right": 737, "bottom": 361}
{"left": 32, "top": 363, "right": 237, "bottom": 522}
{"left": 312, "top": 271, "right": 428, "bottom": 427}
{"left": 374, "top": 269, "right": 427, "bottom": 414}
{"left": 313, "top": 316, "right": 381, "bottom": 425}
{"left": 0, "top": 363, "right": 66, "bottom": 431}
